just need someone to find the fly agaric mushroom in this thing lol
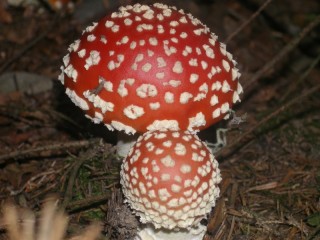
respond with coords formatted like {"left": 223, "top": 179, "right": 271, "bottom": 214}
{"left": 120, "top": 130, "right": 221, "bottom": 239}
{"left": 58, "top": 3, "right": 242, "bottom": 155}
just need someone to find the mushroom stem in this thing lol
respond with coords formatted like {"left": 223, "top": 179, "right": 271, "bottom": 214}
{"left": 116, "top": 131, "right": 139, "bottom": 157}
{"left": 136, "top": 224, "right": 206, "bottom": 240}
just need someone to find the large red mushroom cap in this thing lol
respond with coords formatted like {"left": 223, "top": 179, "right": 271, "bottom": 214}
{"left": 59, "top": 3, "right": 242, "bottom": 134}
{"left": 120, "top": 130, "right": 221, "bottom": 230}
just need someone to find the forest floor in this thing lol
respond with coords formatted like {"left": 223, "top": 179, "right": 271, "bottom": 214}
{"left": 0, "top": 0, "right": 319, "bottom": 239}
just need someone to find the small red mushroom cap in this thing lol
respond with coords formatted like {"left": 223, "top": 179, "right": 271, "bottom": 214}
{"left": 59, "top": 3, "right": 242, "bottom": 134}
{"left": 120, "top": 130, "right": 221, "bottom": 229}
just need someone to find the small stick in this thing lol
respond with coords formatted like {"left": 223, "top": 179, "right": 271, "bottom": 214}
{"left": 217, "top": 83, "right": 320, "bottom": 160}
{"left": 244, "top": 15, "right": 320, "bottom": 95}
{"left": 0, "top": 14, "right": 60, "bottom": 74}
{"left": 226, "top": 0, "right": 273, "bottom": 43}
{"left": 0, "top": 139, "right": 102, "bottom": 164}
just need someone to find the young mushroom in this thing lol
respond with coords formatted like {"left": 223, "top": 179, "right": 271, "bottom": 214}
{"left": 58, "top": 3, "right": 242, "bottom": 156}
{"left": 121, "top": 130, "right": 221, "bottom": 240}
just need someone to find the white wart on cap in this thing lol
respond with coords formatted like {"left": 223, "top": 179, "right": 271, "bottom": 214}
{"left": 120, "top": 130, "right": 221, "bottom": 230}
{"left": 59, "top": 3, "right": 242, "bottom": 134}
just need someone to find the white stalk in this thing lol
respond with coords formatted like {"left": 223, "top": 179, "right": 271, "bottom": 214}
{"left": 116, "top": 131, "right": 139, "bottom": 157}
{"left": 135, "top": 223, "right": 206, "bottom": 240}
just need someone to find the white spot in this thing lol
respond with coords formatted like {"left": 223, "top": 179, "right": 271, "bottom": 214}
{"left": 170, "top": 28, "right": 178, "bottom": 34}
{"left": 135, "top": 53, "right": 144, "bottom": 62}
{"left": 171, "top": 184, "right": 181, "bottom": 193}
{"left": 63, "top": 64, "right": 78, "bottom": 82}
{"left": 161, "top": 173, "right": 171, "bottom": 181}
{"left": 143, "top": 9, "right": 154, "bottom": 20}
{"left": 221, "top": 102, "right": 230, "bottom": 114}
{"left": 136, "top": 84, "right": 158, "bottom": 98}
{"left": 237, "top": 83, "right": 243, "bottom": 95}
{"left": 171, "top": 37, "right": 178, "bottom": 43}
{"left": 188, "top": 112, "right": 206, "bottom": 130}
{"left": 212, "top": 108, "right": 221, "bottom": 118}
{"left": 211, "top": 81, "right": 222, "bottom": 91}
{"left": 201, "top": 61, "right": 208, "bottom": 70}
{"left": 194, "top": 28, "right": 204, "bottom": 35}
{"left": 102, "top": 79, "right": 113, "bottom": 92}
{"left": 149, "top": 37, "right": 158, "bottom": 46}
{"left": 180, "top": 164, "right": 191, "bottom": 174}
{"left": 130, "top": 41, "right": 137, "bottom": 49}
{"left": 180, "top": 32, "right": 187, "bottom": 38}
{"left": 220, "top": 43, "right": 227, "bottom": 56}
{"left": 156, "top": 72, "right": 165, "bottom": 79}
{"left": 147, "top": 120, "right": 179, "bottom": 131}
{"left": 162, "top": 8, "right": 172, "bottom": 17}
{"left": 84, "top": 50, "right": 101, "bottom": 70}
{"left": 203, "top": 44, "right": 214, "bottom": 59}
{"left": 232, "top": 68, "right": 239, "bottom": 81}
{"left": 119, "top": 36, "right": 129, "bottom": 45}
{"left": 233, "top": 92, "right": 240, "bottom": 103}
{"left": 68, "top": 39, "right": 80, "bottom": 52}
{"left": 163, "top": 80, "right": 181, "bottom": 87}
{"left": 149, "top": 102, "right": 160, "bottom": 110}
{"left": 183, "top": 189, "right": 192, "bottom": 198}
{"left": 164, "top": 92, "right": 174, "bottom": 103}
{"left": 139, "top": 40, "right": 146, "bottom": 46}
{"left": 180, "top": 92, "right": 193, "bottom": 104}
{"left": 163, "top": 140, "right": 172, "bottom": 148}
{"left": 157, "top": 57, "right": 166, "bottom": 68}
{"left": 77, "top": 49, "right": 86, "bottom": 58}
{"left": 174, "top": 176, "right": 182, "bottom": 183}
{"left": 87, "top": 34, "right": 96, "bottom": 42}
{"left": 65, "top": 88, "right": 89, "bottom": 110}
{"left": 222, "top": 80, "right": 231, "bottom": 93}
{"left": 222, "top": 60, "right": 230, "bottom": 72}
{"left": 170, "top": 20, "right": 179, "bottom": 27}
{"left": 111, "top": 25, "right": 120, "bottom": 32}
{"left": 155, "top": 148, "right": 164, "bottom": 155}
{"left": 108, "top": 61, "right": 116, "bottom": 71}
{"left": 111, "top": 121, "right": 136, "bottom": 134}
{"left": 148, "top": 50, "right": 154, "bottom": 57}
{"left": 105, "top": 20, "right": 114, "bottom": 28}
{"left": 190, "top": 74, "right": 199, "bottom": 83}
{"left": 175, "top": 143, "right": 186, "bottom": 156}
{"left": 172, "top": 61, "right": 183, "bottom": 74}
{"left": 63, "top": 54, "right": 70, "bottom": 66}
{"left": 117, "top": 80, "right": 128, "bottom": 97}
{"left": 142, "top": 63, "right": 152, "bottom": 72}
{"left": 179, "top": 16, "right": 188, "bottom": 23}
{"left": 161, "top": 155, "right": 175, "bottom": 167}
{"left": 123, "top": 105, "right": 145, "bottom": 119}
{"left": 157, "top": 24, "right": 165, "bottom": 34}
{"left": 210, "top": 95, "right": 219, "bottom": 106}
{"left": 189, "top": 58, "right": 198, "bottom": 67}
{"left": 83, "top": 91, "right": 114, "bottom": 114}
{"left": 124, "top": 18, "right": 133, "bottom": 26}
{"left": 158, "top": 188, "right": 171, "bottom": 201}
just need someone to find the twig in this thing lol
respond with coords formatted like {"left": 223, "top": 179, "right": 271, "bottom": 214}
{"left": 61, "top": 148, "right": 101, "bottom": 209}
{"left": 226, "top": 0, "right": 273, "bottom": 43}
{"left": 0, "top": 139, "right": 102, "bottom": 164}
{"left": 217, "top": 83, "right": 320, "bottom": 160}
{"left": 226, "top": 216, "right": 236, "bottom": 240}
{"left": 244, "top": 14, "right": 320, "bottom": 95}
{"left": 0, "top": 13, "right": 60, "bottom": 74}
{"left": 280, "top": 53, "right": 320, "bottom": 102}
{"left": 66, "top": 194, "right": 111, "bottom": 213}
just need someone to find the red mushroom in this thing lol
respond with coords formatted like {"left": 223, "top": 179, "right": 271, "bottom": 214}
{"left": 59, "top": 3, "right": 242, "bottom": 137}
{"left": 120, "top": 130, "right": 221, "bottom": 239}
